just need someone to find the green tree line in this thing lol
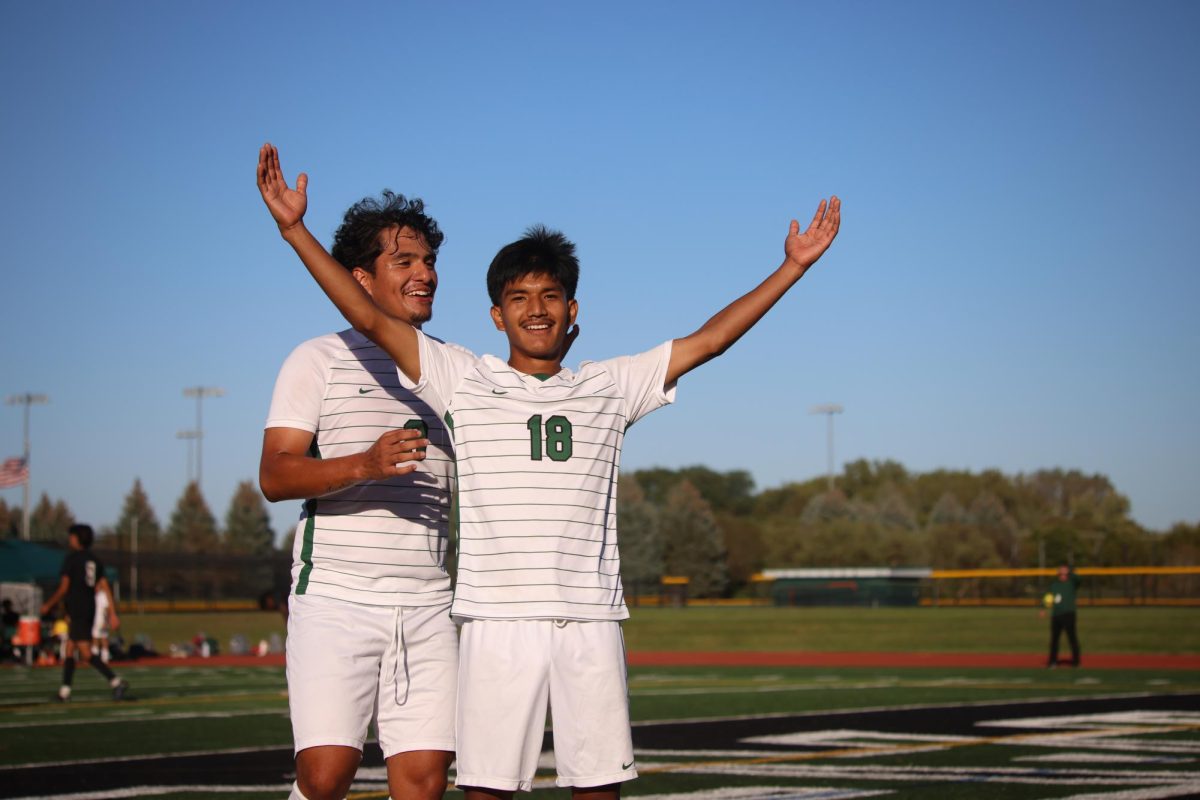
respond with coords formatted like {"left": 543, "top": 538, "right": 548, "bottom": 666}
{"left": 619, "top": 460, "right": 1200, "bottom": 598}
{"left": 0, "top": 478, "right": 276, "bottom": 557}
{"left": 5, "top": 460, "right": 1198, "bottom": 602}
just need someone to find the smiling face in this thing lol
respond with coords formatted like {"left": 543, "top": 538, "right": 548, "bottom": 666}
{"left": 490, "top": 271, "right": 578, "bottom": 373}
{"left": 353, "top": 226, "right": 437, "bottom": 327}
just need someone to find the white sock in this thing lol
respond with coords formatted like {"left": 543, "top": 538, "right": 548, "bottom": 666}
{"left": 288, "top": 781, "right": 310, "bottom": 800}
{"left": 58, "top": 685, "right": 71, "bottom": 699}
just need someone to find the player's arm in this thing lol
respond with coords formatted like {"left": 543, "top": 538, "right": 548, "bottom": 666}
{"left": 256, "top": 143, "right": 423, "bottom": 382}
{"left": 666, "top": 197, "right": 840, "bottom": 385}
{"left": 259, "top": 426, "right": 429, "bottom": 502}
{"left": 40, "top": 576, "right": 69, "bottom": 616}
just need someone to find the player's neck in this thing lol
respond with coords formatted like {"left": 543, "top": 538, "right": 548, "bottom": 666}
{"left": 507, "top": 351, "right": 562, "bottom": 377}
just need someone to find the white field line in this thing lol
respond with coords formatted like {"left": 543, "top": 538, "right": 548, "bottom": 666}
{"left": 647, "top": 760, "right": 1199, "bottom": 786}
{"left": 1016, "top": 753, "right": 1193, "bottom": 764}
{"left": 1055, "top": 782, "right": 1200, "bottom": 800}
{"left": 0, "top": 741, "right": 292, "bottom": 771}
{"left": 630, "top": 691, "right": 1171, "bottom": 727}
{"left": 5, "top": 785, "right": 292, "bottom": 800}
{"left": 633, "top": 787, "right": 892, "bottom": 800}
{"left": 0, "top": 707, "right": 288, "bottom": 731}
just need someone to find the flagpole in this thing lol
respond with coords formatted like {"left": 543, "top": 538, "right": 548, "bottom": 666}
{"left": 6, "top": 393, "right": 49, "bottom": 541}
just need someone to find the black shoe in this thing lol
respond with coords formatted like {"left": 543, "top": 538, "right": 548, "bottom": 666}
{"left": 111, "top": 679, "right": 129, "bottom": 701}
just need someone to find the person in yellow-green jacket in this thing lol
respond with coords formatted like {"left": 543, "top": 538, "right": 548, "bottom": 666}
{"left": 1042, "top": 564, "right": 1081, "bottom": 667}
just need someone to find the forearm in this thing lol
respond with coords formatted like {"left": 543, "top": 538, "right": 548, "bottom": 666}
{"left": 260, "top": 451, "right": 372, "bottom": 502}
{"left": 42, "top": 584, "right": 67, "bottom": 612}
{"left": 669, "top": 260, "right": 806, "bottom": 382}
{"left": 280, "top": 223, "right": 383, "bottom": 332}
{"left": 279, "top": 223, "right": 421, "bottom": 380}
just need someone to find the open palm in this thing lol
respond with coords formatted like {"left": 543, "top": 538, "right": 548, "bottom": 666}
{"left": 256, "top": 143, "right": 308, "bottom": 231}
{"left": 785, "top": 196, "right": 841, "bottom": 269}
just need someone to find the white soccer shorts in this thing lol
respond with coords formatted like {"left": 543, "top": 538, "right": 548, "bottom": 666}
{"left": 286, "top": 594, "right": 457, "bottom": 758}
{"left": 91, "top": 607, "right": 109, "bottom": 640}
{"left": 455, "top": 618, "right": 637, "bottom": 791}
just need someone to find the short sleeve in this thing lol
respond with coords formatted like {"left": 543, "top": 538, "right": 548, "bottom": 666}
{"left": 265, "top": 339, "right": 329, "bottom": 433}
{"left": 598, "top": 341, "right": 676, "bottom": 427}
{"left": 409, "top": 330, "right": 478, "bottom": 419}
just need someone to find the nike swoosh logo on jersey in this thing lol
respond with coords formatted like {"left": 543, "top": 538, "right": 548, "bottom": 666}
{"left": 492, "top": 389, "right": 508, "bottom": 394}
{"left": 359, "top": 388, "right": 376, "bottom": 394}
{"left": 622, "top": 760, "right": 635, "bottom": 770}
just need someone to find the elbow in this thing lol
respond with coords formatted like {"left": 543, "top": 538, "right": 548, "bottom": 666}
{"left": 696, "top": 331, "right": 732, "bottom": 363}
{"left": 259, "top": 465, "right": 284, "bottom": 504}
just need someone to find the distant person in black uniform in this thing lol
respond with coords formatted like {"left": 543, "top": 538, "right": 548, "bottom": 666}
{"left": 1041, "top": 563, "right": 1081, "bottom": 668}
{"left": 39, "top": 524, "right": 130, "bottom": 701}
{"left": 1, "top": 599, "right": 18, "bottom": 660}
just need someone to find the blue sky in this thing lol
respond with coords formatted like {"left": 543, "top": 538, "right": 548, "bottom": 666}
{"left": 1, "top": 1, "right": 1197, "bottom": 541}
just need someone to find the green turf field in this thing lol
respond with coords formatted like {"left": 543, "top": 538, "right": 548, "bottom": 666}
{"left": 113, "top": 606, "right": 1200, "bottom": 656}
{"left": 2, "top": 662, "right": 1198, "bottom": 799}
{"left": 3, "top": 606, "right": 1198, "bottom": 800}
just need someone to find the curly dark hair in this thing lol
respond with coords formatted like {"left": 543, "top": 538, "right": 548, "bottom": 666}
{"left": 330, "top": 190, "right": 444, "bottom": 273}
{"left": 486, "top": 225, "right": 580, "bottom": 306}
{"left": 68, "top": 523, "right": 95, "bottom": 549}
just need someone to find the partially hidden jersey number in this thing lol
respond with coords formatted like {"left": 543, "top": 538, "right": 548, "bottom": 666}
{"left": 526, "top": 414, "right": 573, "bottom": 461}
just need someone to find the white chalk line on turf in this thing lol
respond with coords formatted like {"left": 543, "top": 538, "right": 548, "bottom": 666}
{"left": 1016, "top": 752, "right": 1193, "bottom": 764}
{"left": 5, "top": 785, "right": 292, "bottom": 800}
{"left": 643, "top": 760, "right": 1200, "bottom": 787}
{"left": 1054, "top": 781, "right": 1200, "bottom": 799}
{"left": 633, "top": 786, "right": 891, "bottom": 800}
{"left": 630, "top": 690, "right": 1175, "bottom": 727}
{"left": 0, "top": 707, "right": 286, "bottom": 730}
{"left": 0, "top": 742, "right": 292, "bottom": 772}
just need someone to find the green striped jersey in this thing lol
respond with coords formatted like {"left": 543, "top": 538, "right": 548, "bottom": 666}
{"left": 411, "top": 330, "right": 675, "bottom": 621}
{"left": 266, "top": 330, "right": 453, "bottom": 606}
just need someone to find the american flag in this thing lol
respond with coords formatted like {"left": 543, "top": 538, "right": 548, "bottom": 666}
{"left": 0, "top": 457, "right": 29, "bottom": 488}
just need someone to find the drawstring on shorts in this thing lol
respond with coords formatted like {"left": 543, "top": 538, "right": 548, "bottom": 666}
{"left": 392, "top": 607, "right": 410, "bottom": 706}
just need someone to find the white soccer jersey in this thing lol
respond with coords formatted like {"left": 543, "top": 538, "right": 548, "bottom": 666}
{"left": 266, "top": 330, "right": 454, "bottom": 607}
{"left": 410, "top": 330, "right": 675, "bottom": 621}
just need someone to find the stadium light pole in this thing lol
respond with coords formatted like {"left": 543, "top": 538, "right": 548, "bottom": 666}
{"left": 176, "top": 429, "right": 200, "bottom": 484}
{"left": 6, "top": 393, "right": 49, "bottom": 540}
{"left": 808, "top": 403, "right": 843, "bottom": 492}
{"left": 182, "top": 386, "right": 224, "bottom": 490}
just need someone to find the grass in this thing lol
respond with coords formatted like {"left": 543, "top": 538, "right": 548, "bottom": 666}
{"left": 111, "top": 611, "right": 287, "bottom": 654}
{"left": 621, "top": 606, "right": 1200, "bottom": 653}
{"left": 3, "top": 662, "right": 1198, "bottom": 800}
{"left": 105, "top": 606, "right": 1199, "bottom": 657}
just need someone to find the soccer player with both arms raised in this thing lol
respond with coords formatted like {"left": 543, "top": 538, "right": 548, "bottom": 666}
{"left": 258, "top": 142, "right": 840, "bottom": 799}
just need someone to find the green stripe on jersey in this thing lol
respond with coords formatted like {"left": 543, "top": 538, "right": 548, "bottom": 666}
{"left": 294, "top": 438, "right": 322, "bottom": 595}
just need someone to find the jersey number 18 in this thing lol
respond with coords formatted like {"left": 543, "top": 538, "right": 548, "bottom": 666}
{"left": 526, "top": 414, "right": 573, "bottom": 461}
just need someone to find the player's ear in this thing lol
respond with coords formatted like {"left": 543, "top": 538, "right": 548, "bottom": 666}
{"left": 567, "top": 298, "right": 578, "bottom": 327}
{"left": 352, "top": 267, "right": 374, "bottom": 298}
{"left": 490, "top": 305, "right": 506, "bottom": 331}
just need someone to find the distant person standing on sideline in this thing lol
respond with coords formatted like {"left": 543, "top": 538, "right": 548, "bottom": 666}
{"left": 1043, "top": 563, "right": 1081, "bottom": 667}
{"left": 39, "top": 524, "right": 129, "bottom": 700}
{"left": 92, "top": 585, "right": 112, "bottom": 663}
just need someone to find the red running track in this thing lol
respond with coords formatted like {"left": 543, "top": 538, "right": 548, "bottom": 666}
{"left": 67, "top": 650, "right": 1200, "bottom": 670}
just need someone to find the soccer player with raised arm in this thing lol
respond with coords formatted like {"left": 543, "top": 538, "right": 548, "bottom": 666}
{"left": 258, "top": 147, "right": 462, "bottom": 800}
{"left": 258, "top": 142, "right": 840, "bottom": 800}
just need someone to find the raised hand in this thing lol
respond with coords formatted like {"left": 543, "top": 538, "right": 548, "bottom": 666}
{"left": 257, "top": 143, "right": 308, "bottom": 233}
{"left": 784, "top": 196, "right": 841, "bottom": 271}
